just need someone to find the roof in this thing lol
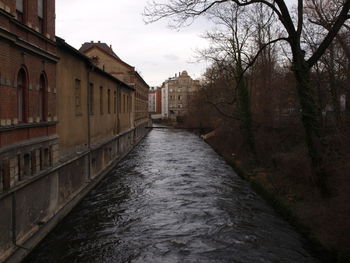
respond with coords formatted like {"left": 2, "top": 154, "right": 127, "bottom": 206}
{"left": 56, "top": 37, "right": 134, "bottom": 91}
{"left": 79, "top": 41, "right": 150, "bottom": 90}
{"left": 79, "top": 41, "right": 121, "bottom": 60}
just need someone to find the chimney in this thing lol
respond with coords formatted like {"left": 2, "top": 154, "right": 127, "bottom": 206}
{"left": 98, "top": 40, "right": 101, "bottom": 43}
{"left": 110, "top": 44, "right": 112, "bottom": 49}
{"left": 90, "top": 40, "right": 93, "bottom": 43}
{"left": 175, "top": 73, "right": 177, "bottom": 77}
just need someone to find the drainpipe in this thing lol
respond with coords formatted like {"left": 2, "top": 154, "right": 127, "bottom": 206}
{"left": 87, "top": 65, "right": 93, "bottom": 180}
{"left": 117, "top": 86, "right": 120, "bottom": 155}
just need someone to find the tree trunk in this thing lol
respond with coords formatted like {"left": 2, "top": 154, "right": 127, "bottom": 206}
{"left": 236, "top": 64, "right": 256, "bottom": 161}
{"left": 328, "top": 44, "right": 341, "bottom": 123}
{"left": 292, "top": 56, "right": 326, "bottom": 189}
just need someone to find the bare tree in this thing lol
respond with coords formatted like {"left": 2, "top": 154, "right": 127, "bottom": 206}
{"left": 304, "top": 0, "right": 350, "bottom": 118}
{"left": 196, "top": 4, "right": 257, "bottom": 158}
{"left": 144, "top": 0, "right": 350, "bottom": 185}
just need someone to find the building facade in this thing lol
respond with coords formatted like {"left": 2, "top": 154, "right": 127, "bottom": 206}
{"left": 79, "top": 42, "right": 150, "bottom": 135}
{"left": 149, "top": 90, "right": 156, "bottom": 113}
{"left": 0, "top": 4, "right": 150, "bottom": 262}
{"left": 0, "top": 0, "right": 58, "bottom": 260}
{"left": 161, "top": 82, "right": 169, "bottom": 119}
{"left": 149, "top": 87, "right": 162, "bottom": 120}
{"left": 161, "top": 71, "right": 200, "bottom": 121}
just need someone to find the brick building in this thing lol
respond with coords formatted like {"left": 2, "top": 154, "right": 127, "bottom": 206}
{"left": 148, "top": 87, "right": 162, "bottom": 121}
{"left": 0, "top": 2, "right": 150, "bottom": 262}
{"left": 0, "top": 0, "right": 58, "bottom": 192}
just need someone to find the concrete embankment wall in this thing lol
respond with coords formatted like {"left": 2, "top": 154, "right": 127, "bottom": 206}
{"left": 0, "top": 123, "right": 149, "bottom": 263}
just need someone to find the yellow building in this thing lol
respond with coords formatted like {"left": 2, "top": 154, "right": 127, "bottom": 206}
{"left": 56, "top": 38, "right": 134, "bottom": 159}
{"left": 79, "top": 41, "right": 149, "bottom": 137}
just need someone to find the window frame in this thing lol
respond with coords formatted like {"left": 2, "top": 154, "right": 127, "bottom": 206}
{"left": 17, "top": 68, "right": 28, "bottom": 123}
{"left": 37, "top": 0, "right": 46, "bottom": 34}
{"left": 16, "top": 0, "right": 25, "bottom": 23}
{"left": 89, "top": 82, "right": 94, "bottom": 115}
{"left": 38, "top": 73, "right": 47, "bottom": 121}
{"left": 100, "top": 86, "right": 104, "bottom": 115}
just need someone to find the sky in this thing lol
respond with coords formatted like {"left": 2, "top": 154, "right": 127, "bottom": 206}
{"left": 56, "top": 0, "right": 211, "bottom": 87}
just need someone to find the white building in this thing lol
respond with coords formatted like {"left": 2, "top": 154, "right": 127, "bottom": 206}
{"left": 148, "top": 93, "right": 156, "bottom": 112}
{"left": 161, "top": 82, "right": 169, "bottom": 118}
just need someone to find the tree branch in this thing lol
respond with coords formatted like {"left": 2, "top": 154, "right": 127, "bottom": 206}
{"left": 307, "top": 0, "right": 350, "bottom": 67}
{"left": 297, "top": 0, "right": 303, "bottom": 40}
{"left": 237, "top": 37, "right": 289, "bottom": 84}
{"left": 205, "top": 100, "right": 241, "bottom": 120}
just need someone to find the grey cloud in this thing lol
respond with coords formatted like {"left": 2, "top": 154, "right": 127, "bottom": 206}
{"left": 163, "top": 54, "right": 180, "bottom": 61}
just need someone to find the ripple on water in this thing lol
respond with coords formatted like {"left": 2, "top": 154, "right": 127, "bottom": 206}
{"left": 25, "top": 129, "right": 320, "bottom": 263}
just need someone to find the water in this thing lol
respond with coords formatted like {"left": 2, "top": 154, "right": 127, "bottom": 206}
{"left": 25, "top": 129, "right": 319, "bottom": 263}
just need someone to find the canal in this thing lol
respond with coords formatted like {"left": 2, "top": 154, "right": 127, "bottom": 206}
{"left": 25, "top": 129, "right": 319, "bottom": 263}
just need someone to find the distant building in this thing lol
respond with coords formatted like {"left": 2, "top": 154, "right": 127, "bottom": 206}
{"left": 149, "top": 87, "right": 162, "bottom": 120}
{"left": 155, "top": 88, "right": 162, "bottom": 115}
{"left": 161, "top": 71, "right": 200, "bottom": 121}
{"left": 148, "top": 87, "right": 162, "bottom": 114}
{"left": 149, "top": 92, "right": 156, "bottom": 113}
{"left": 161, "top": 82, "right": 169, "bottom": 119}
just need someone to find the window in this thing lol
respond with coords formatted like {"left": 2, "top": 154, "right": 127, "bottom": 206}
{"left": 75, "top": 79, "right": 82, "bottom": 116}
{"left": 23, "top": 153, "right": 31, "bottom": 177}
{"left": 127, "top": 95, "right": 129, "bottom": 113}
{"left": 1, "top": 160, "right": 10, "bottom": 191}
{"left": 100, "top": 86, "right": 103, "bottom": 114}
{"left": 114, "top": 90, "right": 117, "bottom": 114}
{"left": 178, "top": 95, "right": 182, "bottom": 100}
{"left": 17, "top": 155, "right": 22, "bottom": 181}
{"left": 39, "top": 74, "right": 46, "bottom": 121}
{"left": 17, "top": 68, "right": 27, "bottom": 122}
{"left": 107, "top": 89, "right": 111, "bottom": 114}
{"left": 89, "top": 83, "right": 94, "bottom": 115}
{"left": 40, "top": 149, "right": 43, "bottom": 170}
{"left": 39, "top": 148, "right": 51, "bottom": 169}
{"left": 31, "top": 150, "right": 37, "bottom": 174}
{"left": 38, "top": 0, "right": 45, "bottom": 33}
{"left": 123, "top": 94, "right": 126, "bottom": 113}
{"left": 16, "top": 0, "right": 24, "bottom": 23}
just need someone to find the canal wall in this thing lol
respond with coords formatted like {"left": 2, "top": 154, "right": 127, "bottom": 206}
{"left": 0, "top": 123, "right": 149, "bottom": 263}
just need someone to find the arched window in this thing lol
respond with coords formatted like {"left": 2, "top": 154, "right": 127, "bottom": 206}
{"left": 39, "top": 74, "right": 47, "bottom": 121}
{"left": 17, "top": 68, "right": 27, "bottom": 122}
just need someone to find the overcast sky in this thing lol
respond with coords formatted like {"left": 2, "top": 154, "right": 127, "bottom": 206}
{"left": 56, "top": 0, "right": 210, "bottom": 87}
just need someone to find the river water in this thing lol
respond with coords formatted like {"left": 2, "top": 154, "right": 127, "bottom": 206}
{"left": 25, "top": 129, "right": 319, "bottom": 263}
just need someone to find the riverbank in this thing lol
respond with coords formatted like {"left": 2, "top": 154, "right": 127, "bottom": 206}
{"left": 202, "top": 131, "right": 350, "bottom": 263}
